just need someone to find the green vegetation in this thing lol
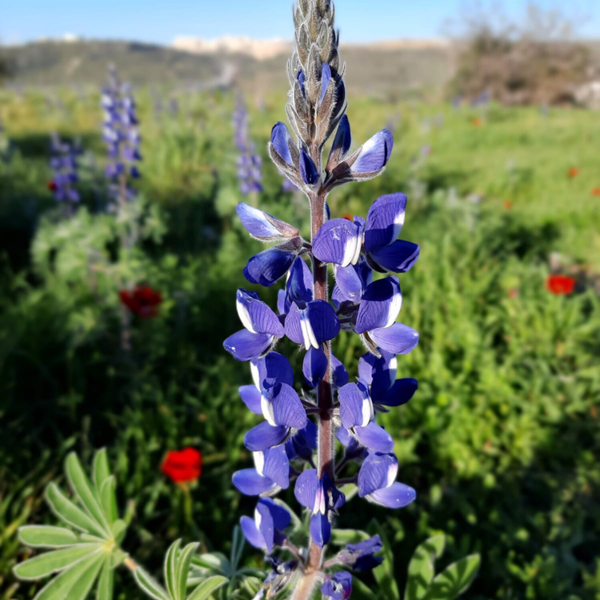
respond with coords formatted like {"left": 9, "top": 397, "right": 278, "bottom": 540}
{"left": 0, "top": 87, "right": 599, "bottom": 599}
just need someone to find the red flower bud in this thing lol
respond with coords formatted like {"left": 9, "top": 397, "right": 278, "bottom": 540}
{"left": 119, "top": 285, "right": 163, "bottom": 318}
{"left": 161, "top": 448, "right": 203, "bottom": 483}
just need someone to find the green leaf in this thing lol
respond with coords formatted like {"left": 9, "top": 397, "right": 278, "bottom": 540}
{"left": 99, "top": 477, "right": 118, "bottom": 524}
{"left": 46, "top": 483, "right": 107, "bottom": 539}
{"left": 92, "top": 449, "right": 111, "bottom": 492}
{"left": 191, "top": 553, "right": 230, "bottom": 576}
{"left": 330, "top": 529, "right": 371, "bottom": 546}
{"left": 110, "top": 519, "right": 128, "bottom": 545}
{"left": 165, "top": 539, "right": 182, "bottom": 600}
{"left": 33, "top": 549, "right": 104, "bottom": 600}
{"left": 65, "top": 453, "right": 111, "bottom": 536}
{"left": 97, "top": 559, "right": 114, "bottom": 600}
{"left": 425, "top": 555, "right": 481, "bottom": 600}
{"left": 13, "top": 544, "right": 102, "bottom": 580}
{"left": 176, "top": 543, "right": 199, "bottom": 600}
{"left": 369, "top": 521, "right": 400, "bottom": 600}
{"left": 405, "top": 535, "right": 446, "bottom": 600}
{"left": 230, "top": 526, "right": 244, "bottom": 572}
{"left": 134, "top": 567, "right": 170, "bottom": 600}
{"left": 187, "top": 576, "right": 228, "bottom": 600}
{"left": 19, "top": 526, "right": 79, "bottom": 548}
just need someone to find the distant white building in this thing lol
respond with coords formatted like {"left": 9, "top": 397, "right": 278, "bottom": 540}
{"left": 172, "top": 36, "right": 291, "bottom": 60}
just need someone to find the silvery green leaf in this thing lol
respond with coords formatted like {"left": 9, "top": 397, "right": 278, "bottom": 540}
{"left": 110, "top": 519, "right": 127, "bottom": 545}
{"left": 425, "top": 555, "right": 481, "bottom": 600}
{"left": 33, "top": 549, "right": 104, "bottom": 600}
{"left": 92, "top": 449, "right": 111, "bottom": 492}
{"left": 165, "top": 539, "right": 182, "bottom": 600}
{"left": 19, "top": 526, "right": 79, "bottom": 549}
{"left": 13, "top": 544, "right": 102, "bottom": 580}
{"left": 97, "top": 559, "right": 114, "bottom": 600}
{"left": 330, "top": 529, "right": 370, "bottom": 546}
{"left": 100, "top": 476, "right": 118, "bottom": 524}
{"left": 186, "top": 576, "right": 228, "bottom": 600}
{"left": 176, "top": 543, "right": 199, "bottom": 600}
{"left": 45, "top": 483, "right": 107, "bottom": 538}
{"left": 230, "top": 526, "right": 245, "bottom": 572}
{"left": 405, "top": 535, "right": 445, "bottom": 600}
{"left": 191, "top": 552, "right": 230, "bottom": 576}
{"left": 134, "top": 566, "right": 169, "bottom": 600}
{"left": 65, "top": 453, "right": 112, "bottom": 537}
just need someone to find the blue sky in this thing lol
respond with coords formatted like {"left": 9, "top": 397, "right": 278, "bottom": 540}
{"left": 1, "top": 0, "right": 598, "bottom": 45}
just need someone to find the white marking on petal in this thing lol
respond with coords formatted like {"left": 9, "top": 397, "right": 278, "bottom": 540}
{"left": 255, "top": 506, "right": 262, "bottom": 527}
{"left": 384, "top": 287, "right": 403, "bottom": 328}
{"left": 300, "top": 310, "right": 319, "bottom": 350}
{"left": 314, "top": 482, "right": 327, "bottom": 515}
{"left": 391, "top": 211, "right": 405, "bottom": 243}
{"left": 389, "top": 355, "right": 398, "bottom": 373}
{"left": 386, "top": 459, "right": 398, "bottom": 488}
{"left": 261, "top": 393, "right": 277, "bottom": 427}
{"left": 250, "top": 361, "right": 261, "bottom": 389}
{"left": 237, "top": 298, "right": 257, "bottom": 334}
{"left": 361, "top": 396, "right": 374, "bottom": 427}
{"left": 253, "top": 451, "right": 266, "bottom": 477}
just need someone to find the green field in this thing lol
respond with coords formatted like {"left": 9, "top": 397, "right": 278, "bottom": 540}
{"left": 1, "top": 86, "right": 599, "bottom": 599}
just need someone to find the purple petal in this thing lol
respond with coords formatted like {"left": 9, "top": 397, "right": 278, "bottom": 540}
{"left": 320, "top": 63, "right": 332, "bottom": 102}
{"left": 310, "top": 512, "right": 331, "bottom": 548}
{"left": 287, "top": 257, "right": 313, "bottom": 306}
{"left": 236, "top": 289, "right": 285, "bottom": 336}
{"left": 262, "top": 383, "right": 308, "bottom": 429}
{"left": 354, "top": 422, "right": 394, "bottom": 453}
{"left": 369, "top": 323, "right": 419, "bottom": 355}
{"left": 313, "top": 219, "right": 363, "bottom": 267}
{"left": 334, "top": 257, "right": 372, "bottom": 304}
{"left": 240, "top": 516, "right": 267, "bottom": 551}
{"left": 255, "top": 500, "right": 276, "bottom": 553}
{"left": 244, "top": 247, "right": 298, "bottom": 287}
{"left": 232, "top": 469, "right": 277, "bottom": 496}
{"left": 284, "top": 303, "right": 303, "bottom": 345}
{"left": 358, "top": 453, "right": 398, "bottom": 497}
{"left": 339, "top": 383, "right": 373, "bottom": 429}
{"left": 303, "top": 347, "right": 328, "bottom": 388}
{"left": 299, "top": 149, "right": 320, "bottom": 185}
{"left": 332, "top": 353, "right": 349, "bottom": 386}
{"left": 223, "top": 330, "right": 273, "bottom": 362}
{"left": 364, "top": 193, "right": 407, "bottom": 252}
{"left": 377, "top": 378, "right": 418, "bottom": 407}
{"left": 359, "top": 350, "right": 397, "bottom": 398}
{"left": 369, "top": 240, "right": 420, "bottom": 273}
{"left": 351, "top": 130, "right": 394, "bottom": 174}
{"left": 244, "top": 422, "right": 289, "bottom": 452}
{"left": 263, "top": 445, "right": 290, "bottom": 489}
{"left": 239, "top": 385, "right": 262, "bottom": 414}
{"left": 297, "top": 70, "right": 306, "bottom": 96}
{"left": 260, "top": 497, "right": 291, "bottom": 531}
{"left": 294, "top": 469, "right": 319, "bottom": 510}
{"left": 304, "top": 301, "right": 340, "bottom": 346}
{"left": 277, "top": 289, "right": 288, "bottom": 315}
{"left": 236, "top": 202, "right": 298, "bottom": 242}
{"left": 369, "top": 482, "right": 416, "bottom": 509}
{"left": 328, "top": 115, "right": 352, "bottom": 165}
{"left": 355, "top": 277, "right": 402, "bottom": 334}
{"left": 252, "top": 352, "right": 295, "bottom": 389}
{"left": 270, "top": 122, "right": 294, "bottom": 165}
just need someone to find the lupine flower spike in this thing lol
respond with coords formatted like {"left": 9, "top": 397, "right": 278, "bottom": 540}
{"left": 233, "top": 96, "right": 263, "bottom": 195}
{"left": 224, "top": 1, "right": 420, "bottom": 598}
{"left": 48, "top": 132, "right": 82, "bottom": 216}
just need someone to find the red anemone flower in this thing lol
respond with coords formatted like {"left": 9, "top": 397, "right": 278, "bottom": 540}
{"left": 568, "top": 167, "right": 580, "bottom": 179}
{"left": 592, "top": 187, "right": 600, "bottom": 197}
{"left": 161, "top": 448, "right": 203, "bottom": 484}
{"left": 503, "top": 200, "right": 513, "bottom": 209}
{"left": 47, "top": 180, "right": 57, "bottom": 192}
{"left": 546, "top": 274, "right": 576, "bottom": 295}
{"left": 119, "top": 285, "right": 163, "bottom": 318}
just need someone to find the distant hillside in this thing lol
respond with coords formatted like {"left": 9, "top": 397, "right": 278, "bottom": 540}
{"left": 0, "top": 39, "right": 456, "bottom": 96}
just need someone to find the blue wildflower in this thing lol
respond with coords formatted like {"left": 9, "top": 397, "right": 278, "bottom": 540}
{"left": 322, "top": 571, "right": 352, "bottom": 600}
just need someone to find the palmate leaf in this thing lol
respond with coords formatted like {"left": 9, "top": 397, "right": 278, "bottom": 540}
{"left": 134, "top": 567, "right": 170, "bottom": 600}
{"left": 15, "top": 449, "right": 129, "bottom": 600}
{"left": 425, "top": 555, "right": 481, "bottom": 600}
{"left": 405, "top": 535, "right": 446, "bottom": 600}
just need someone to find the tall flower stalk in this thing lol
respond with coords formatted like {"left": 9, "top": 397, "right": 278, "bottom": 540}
{"left": 48, "top": 132, "right": 81, "bottom": 217}
{"left": 224, "top": 1, "right": 420, "bottom": 598}
{"left": 233, "top": 96, "right": 263, "bottom": 197}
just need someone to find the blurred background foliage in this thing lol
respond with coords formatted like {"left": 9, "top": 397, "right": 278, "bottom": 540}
{"left": 1, "top": 4, "right": 600, "bottom": 597}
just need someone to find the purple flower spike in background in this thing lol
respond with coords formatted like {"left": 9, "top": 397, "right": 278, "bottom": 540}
{"left": 48, "top": 132, "right": 82, "bottom": 216}
{"left": 233, "top": 96, "right": 263, "bottom": 195}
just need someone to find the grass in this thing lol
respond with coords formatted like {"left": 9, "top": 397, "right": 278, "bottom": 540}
{"left": 0, "top": 86, "right": 599, "bottom": 600}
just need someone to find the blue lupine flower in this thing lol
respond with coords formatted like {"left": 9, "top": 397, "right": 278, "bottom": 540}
{"left": 295, "top": 470, "right": 345, "bottom": 547}
{"left": 48, "top": 133, "right": 81, "bottom": 210}
{"left": 254, "top": 557, "right": 299, "bottom": 599}
{"left": 232, "top": 445, "right": 290, "bottom": 496}
{"left": 322, "top": 571, "right": 352, "bottom": 600}
{"left": 285, "top": 301, "right": 340, "bottom": 351}
{"left": 357, "top": 452, "right": 416, "bottom": 508}
{"left": 223, "top": 289, "right": 285, "bottom": 361}
{"left": 313, "top": 193, "right": 420, "bottom": 274}
{"left": 240, "top": 498, "right": 291, "bottom": 554}
{"left": 351, "top": 129, "right": 393, "bottom": 174}
{"left": 338, "top": 535, "right": 383, "bottom": 572}
{"left": 236, "top": 203, "right": 305, "bottom": 287}
{"left": 337, "top": 381, "right": 394, "bottom": 453}
{"left": 285, "top": 420, "right": 318, "bottom": 465}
